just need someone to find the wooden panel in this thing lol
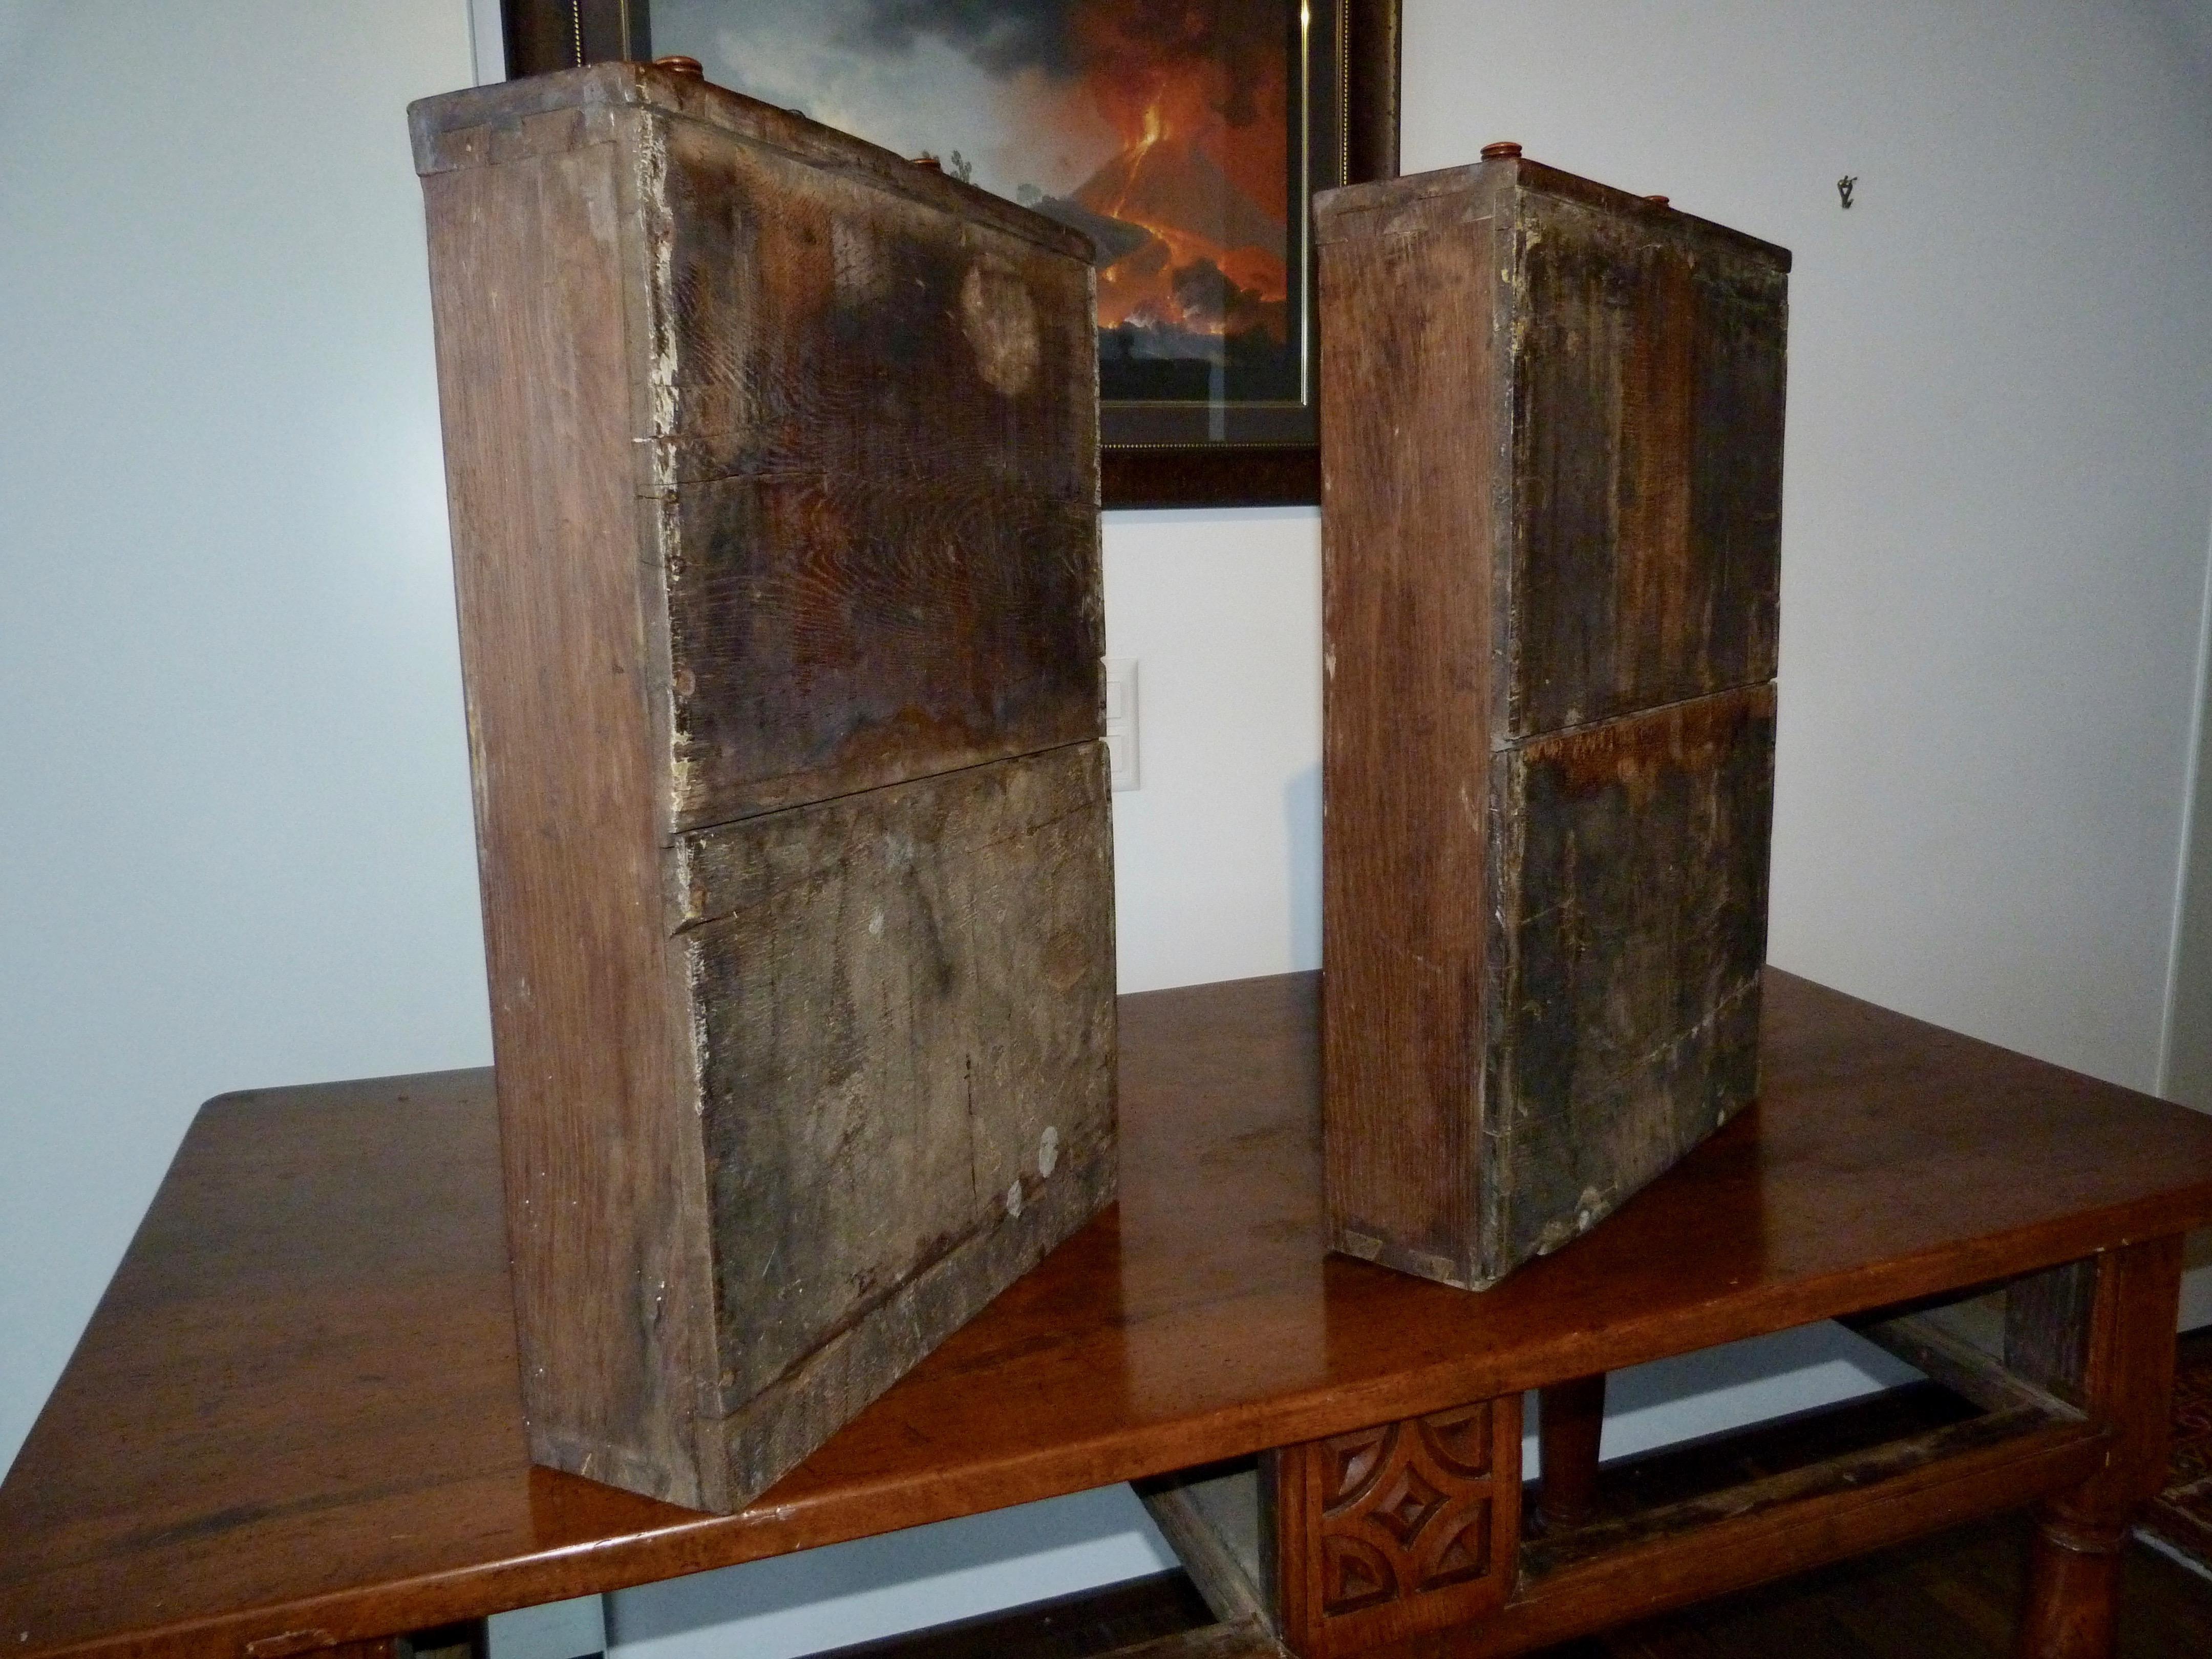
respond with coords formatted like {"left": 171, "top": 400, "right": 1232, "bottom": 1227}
{"left": 1507, "top": 184, "right": 1786, "bottom": 736}
{"left": 1486, "top": 685, "right": 1775, "bottom": 1279}
{"left": 1269, "top": 1398, "right": 1521, "bottom": 1657}
{"left": 1316, "top": 150, "right": 1785, "bottom": 1293}
{"left": 650, "top": 120, "right": 1102, "bottom": 827}
{"left": 420, "top": 131, "right": 722, "bottom": 1508}
{"left": 2007, "top": 1258, "right": 2099, "bottom": 1407}
{"left": 412, "top": 62, "right": 1112, "bottom": 1515}
{"left": 1140, "top": 1466, "right": 1273, "bottom": 1628}
{"left": 1317, "top": 174, "right": 1506, "bottom": 1287}
{"left": 14, "top": 976, "right": 2212, "bottom": 1659}
{"left": 679, "top": 743, "right": 1117, "bottom": 1500}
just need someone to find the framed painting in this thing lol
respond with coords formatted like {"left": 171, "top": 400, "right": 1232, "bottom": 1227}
{"left": 501, "top": 0, "right": 1403, "bottom": 507}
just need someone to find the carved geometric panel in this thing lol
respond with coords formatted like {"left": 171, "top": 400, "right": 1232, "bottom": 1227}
{"left": 1270, "top": 1394, "right": 1522, "bottom": 1657}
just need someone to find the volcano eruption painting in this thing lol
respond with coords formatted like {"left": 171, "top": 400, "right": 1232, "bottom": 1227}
{"left": 655, "top": 0, "right": 1324, "bottom": 440}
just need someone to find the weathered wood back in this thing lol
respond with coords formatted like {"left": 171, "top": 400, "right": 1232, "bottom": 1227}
{"left": 1315, "top": 153, "right": 1787, "bottom": 1290}
{"left": 411, "top": 61, "right": 1114, "bottom": 1511}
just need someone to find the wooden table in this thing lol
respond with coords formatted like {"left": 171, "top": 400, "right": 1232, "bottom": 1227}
{"left": 6, "top": 971, "right": 2212, "bottom": 1659}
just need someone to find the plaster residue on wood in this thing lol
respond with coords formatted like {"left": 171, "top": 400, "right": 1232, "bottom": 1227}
{"left": 960, "top": 260, "right": 1041, "bottom": 396}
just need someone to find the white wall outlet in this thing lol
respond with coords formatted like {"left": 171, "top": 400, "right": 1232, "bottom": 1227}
{"left": 1103, "top": 658, "right": 1138, "bottom": 792}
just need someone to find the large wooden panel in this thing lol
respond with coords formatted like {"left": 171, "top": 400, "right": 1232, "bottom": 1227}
{"left": 420, "top": 131, "right": 720, "bottom": 1508}
{"left": 1315, "top": 152, "right": 1788, "bottom": 1291}
{"left": 652, "top": 120, "right": 1103, "bottom": 827}
{"left": 1488, "top": 685, "right": 1776, "bottom": 1277}
{"left": 678, "top": 743, "right": 1117, "bottom": 1498}
{"left": 1508, "top": 186, "right": 1786, "bottom": 736}
{"left": 412, "top": 62, "right": 1112, "bottom": 1513}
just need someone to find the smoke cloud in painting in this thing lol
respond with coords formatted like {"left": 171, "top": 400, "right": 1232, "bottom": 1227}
{"left": 653, "top": 0, "right": 1299, "bottom": 404}
{"left": 745, "top": 0, "right": 1301, "bottom": 405}
{"left": 838, "top": 1, "right": 1086, "bottom": 78}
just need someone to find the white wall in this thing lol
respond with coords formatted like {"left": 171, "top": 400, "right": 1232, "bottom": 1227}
{"left": 0, "top": 0, "right": 487, "bottom": 1476}
{"left": 1398, "top": 0, "right": 2212, "bottom": 1093}
{"left": 1104, "top": 509, "right": 1323, "bottom": 991}
{"left": 6, "top": 1, "right": 2212, "bottom": 1655}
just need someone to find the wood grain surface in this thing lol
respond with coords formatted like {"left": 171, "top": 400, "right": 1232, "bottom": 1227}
{"left": 679, "top": 743, "right": 1117, "bottom": 1499}
{"left": 1270, "top": 1398, "right": 1522, "bottom": 1656}
{"left": 1315, "top": 165, "right": 1503, "bottom": 1285}
{"left": 421, "top": 122, "right": 719, "bottom": 1507}
{"left": 1489, "top": 686, "right": 1776, "bottom": 1274}
{"left": 1504, "top": 181, "right": 1785, "bottom": 737}
{"left": 650, "top": 110, "right": 1102, "bottom": 828}
{"left": 8, "top": 972, "right": 2212, "bottom": 1659}
{"left": 413, "top": 60, "right": 1112, "bottom": 1512}
{"left": 1315, "top": 151, "right": 1788, "bottom": 1290}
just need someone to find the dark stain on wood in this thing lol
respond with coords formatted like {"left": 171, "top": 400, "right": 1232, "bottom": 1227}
{"left": 1315, "top": 153, "right": 1788, "bottom": 1289}
{"left": 653, "top": 121, "right": 1102, "bottom": 828}
{"left": 1492, "top": 686, "right": 1776, "bottom": 1274}
{"left": 680, "top": 746, "right": 1115, "bottom": 1497}
{"left": 410, "top": 62, "right": 1114, "bottom": 1513}
{"left": 1511, "top": 193, "right": 1785, "bottom": 733}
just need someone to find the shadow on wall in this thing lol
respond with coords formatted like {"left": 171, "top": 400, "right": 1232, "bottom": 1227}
{"left": 1288, "top": 763, "right": 1321, "bottom": 970}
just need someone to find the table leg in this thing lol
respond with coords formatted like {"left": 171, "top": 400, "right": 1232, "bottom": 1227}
{"left": 2006, "top": 1236, "right": 2182, "bottom": 1659}
{"left": 1535, "top": 1374, "right": 1605, "bottom": 1533}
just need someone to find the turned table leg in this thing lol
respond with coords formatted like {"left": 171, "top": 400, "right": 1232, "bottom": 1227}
{"left": 1536, "top": 1373, "right": 1605, "bottom": 1533}
{"left": 2006, "top": 1237, "right": 2182, "bottom": 1659}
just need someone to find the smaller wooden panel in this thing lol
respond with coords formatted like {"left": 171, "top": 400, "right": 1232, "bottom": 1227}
{"left": 419, "top": 131, "right": 722, "bottom": 1511}
{"left": 1506, "top": 178, "right": 1786, "bottom": 738}
{"left": 678, "top": 741, "right": 1116, "bottom": 1502}
{"left": 651, "top": 113, "right": 1102, "bottom": 830}
{"left": 1485, "top": 684, "right": 1775, "bottom": 1284}
{"left": 2006, "top": 1259, "right": 2099, "bottom": 1407}
{"left": 1269, "top": 1397, "right": 1521, "bottom": 1657}
{"left": 1316, "top": 174, "right": 1506, "bottom": 1287}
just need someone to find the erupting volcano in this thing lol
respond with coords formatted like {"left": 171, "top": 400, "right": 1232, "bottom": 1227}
{"left": 1072, "top": 97, "right": 1287, "bottom": 341}
{"left": 673, "top": 0, "right": 1304, "bottom": 408}
{"left": 1015, "top": 0, "right": 1298, "bottom": 400}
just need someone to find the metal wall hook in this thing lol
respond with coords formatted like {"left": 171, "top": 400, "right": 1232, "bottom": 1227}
{"left": 1838, "top": 175, "right": 1858, "bottom": 209}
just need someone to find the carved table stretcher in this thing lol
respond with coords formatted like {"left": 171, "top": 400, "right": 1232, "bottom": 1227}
{"left": 4, "top": 970, "right": 2210, "bottom": 1659}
